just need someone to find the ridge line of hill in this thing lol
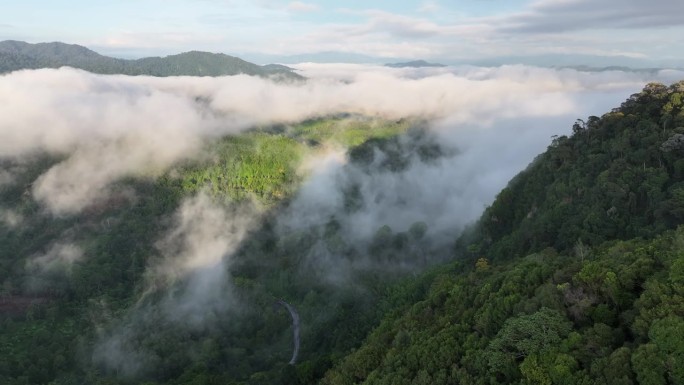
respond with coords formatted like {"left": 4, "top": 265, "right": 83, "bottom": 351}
{"left": 0, "top": 40, "right": 303, "bottom": 79}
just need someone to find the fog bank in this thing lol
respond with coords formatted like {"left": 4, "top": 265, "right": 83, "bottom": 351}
{"left": 1, "top": 65, "right": 678, "bottom": 214}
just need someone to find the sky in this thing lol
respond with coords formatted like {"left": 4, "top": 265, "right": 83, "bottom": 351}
{"left": 2, "top": 0, "right": 684, "bottom": 64}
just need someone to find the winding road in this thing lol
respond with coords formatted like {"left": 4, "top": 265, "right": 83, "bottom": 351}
{"left": 277, "top": 300, "right": 300, "bottom": 365}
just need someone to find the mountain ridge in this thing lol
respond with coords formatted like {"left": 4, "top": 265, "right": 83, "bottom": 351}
{"left": 385, "top": 60, "right": 446, "bottom": 68}
{"left": 323, "top": 80, "right": 684, "bottom": 385}
{"left": 0, "top": 40, "right": 302, "bottom": 79}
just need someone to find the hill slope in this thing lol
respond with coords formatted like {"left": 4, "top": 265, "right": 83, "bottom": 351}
{"left": 385, "top": 60, "right": 446, "bottom": 68}
{"left": 0, "top": 40, "right": 302, "bottom": 79}
{"left": 2, "top": 81, "right": 684, "bottom": 385}
{"left": 0, "top": 117, "right": 421, "bottom": 385}
{"left": 473, "top": 81, "right": 684, "bottom": 260}
{"left": 324, "top": 81, "right": 684, "bottom": 385}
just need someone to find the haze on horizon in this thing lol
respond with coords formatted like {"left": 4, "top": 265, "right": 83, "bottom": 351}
{"left": 1, "top": 0, "right": 684, "bottom": 66}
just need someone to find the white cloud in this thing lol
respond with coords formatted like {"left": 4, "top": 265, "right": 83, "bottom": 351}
{"left": 419, "top": 1, "right": 440, "bottom": 13}
{"left": 287, "top": 1, "right": 320, "bottom": 13}
{"left": 26, "top": 242, "right": 84, "bottom": 273}
{"left": 0, "top": 169, "right": 14, "bottom": 187}
{"left": 93, "top": 192, "right": 259, "bottom": 373}
{"left": 0, "top": 208, "right": 23, "bottom": 228}
{"left": 149, "top": 192, "right": 255, "bottom": 286}
{"left": 494, "top": 0, "right": 684, "bottom": 33}
{"left": 1, "top": 65, "right": 678, "bottom": 215}
{"left": 274, "top": 64, "right": 682, "bottom": 260}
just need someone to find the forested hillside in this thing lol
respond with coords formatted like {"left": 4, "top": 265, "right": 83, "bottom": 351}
{"left": 1, "top": 80, "right": 684, "bottom": 385}
{"left": 0, "top": 40, "right": 301, "bottom": 79}
{"left": 474, "top": 81, "right": 684, "bottom": 259}
{"left": 324, "top": 81, "right": 684, "bottom": 384}
{"left": 0, "top": 116, "right": 434, "bottom": 384}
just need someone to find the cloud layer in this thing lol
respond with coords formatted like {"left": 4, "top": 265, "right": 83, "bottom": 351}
{"left": 1, "top": 65, "right": 681, "bottom": 215}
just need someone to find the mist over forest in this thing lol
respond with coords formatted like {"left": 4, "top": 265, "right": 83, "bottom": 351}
{"left": 2, "top": 52, "right": 684, "bottom": 384}
{"left": 3, "top": 64, "right": 680, "bottom": 216}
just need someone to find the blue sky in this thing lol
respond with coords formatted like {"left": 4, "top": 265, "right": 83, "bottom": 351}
{"left": 2, "top": 0, "right": 684, "bottom": 64}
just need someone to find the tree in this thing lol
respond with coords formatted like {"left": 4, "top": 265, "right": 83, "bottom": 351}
{"left": 487, "top": 308, "right": 572, "bottom": 373}
{"left": 475, "top": 258, "right": 490, "bottom": 272}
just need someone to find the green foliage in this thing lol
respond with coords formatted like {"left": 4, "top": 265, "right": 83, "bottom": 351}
{"left": 487, "top": 308, "right": 572, "bottom": 372}
{"left": 324, "top": 82, "right": 684, "bottom": 385}
{"left": 178, "top": 133, "right": 305, "bottom": 203}
{"left": 174, "top": 117, "right": 412, "bottom": 204}
{"left": 3, "top": 81, "right": 684, "bottom": 385}
{"left": 325, "top": 227, "right": 684, "bottom": 384}
{"left": 0, "top": 116, "right": 417, "bottom": 385}
{"left": 474, "top": 81, "right": 684, "bottom": 260}
{"left": 290, "top": 117, "right": 412, "bottom": 148}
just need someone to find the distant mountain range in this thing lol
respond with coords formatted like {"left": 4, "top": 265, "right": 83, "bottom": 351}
{"left": 0, "top": 40, "right": 303, "bottom": 79}
{"left": 466, "top": 53, "right": 684, "bottom": 70}
{"left": 556, "top": 65, "right": 662, "bottom": 74}
{"left": 385, "top": 60, "right": 446, "bottom": 68}
{"left": 3, "top": 41, "right": 681, "bottom": 79}
{"left": 243, "top": 51, "right": 683, "bottom": 70}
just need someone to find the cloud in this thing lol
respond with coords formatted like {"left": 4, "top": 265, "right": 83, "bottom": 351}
{"left": 92, "top": 322, "right": 150, "bottom": 378}
{"left": 268, "top": 64, "right": 683, "bottom": 281}
{"left": 329, "top": 10, "right": 477, "bottom": 40}
{"left": 282, "top": 0, "right": 684, "bottom": 61}
{"left": 0, "top": 169, "right": 14, "bottom": 188}
{"left": 494, "top": 0, "right": 684, "bottom": 34}
{"left": 0, "top": 208, "right": 23, "bottom": 228}
{"left": 144, "top": 192, "right": 258, "bottom": 323}
{"left": 259, "top": 9, "right": 489, "bottom": 59}
{"left": 24, "top": 242, "right": 84, "bottom": 293}
{"left": 287, "top": 1, "right": 320, "bottom": 13}
{"left": 419, "top": 1, "right": 440, "bottom": 13}
{"left": 93, "top": 191, "right": 259, "bottom": 375}
{"left": 1, "top": 65, "right": 678, "bottom": 216}
{"left": 6, "top": 0, "right": 684, "bottom": 64}
{"left": 0, "top": 68, "right": 224, "bottom": 214}
{"left": 274, "top": 106, "right": 621, "bottom": 279}
{"left": 26, "top": 242, "right": 84, "bottom": 273}
{"left": 363, "top": 10, "right": 453, "bottom": 39}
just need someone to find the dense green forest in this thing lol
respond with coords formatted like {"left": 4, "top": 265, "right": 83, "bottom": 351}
{"left": 1, "top": 81, "right": 684, "bottom": 385}
{"left": 0, "top": 116, "right": 426, "bottom": 384}
{"left": 325, "top": 81, "right": 684, "bottom": 384}
{"left": 0, "top": 40, "right": 301, "bottom": 79}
